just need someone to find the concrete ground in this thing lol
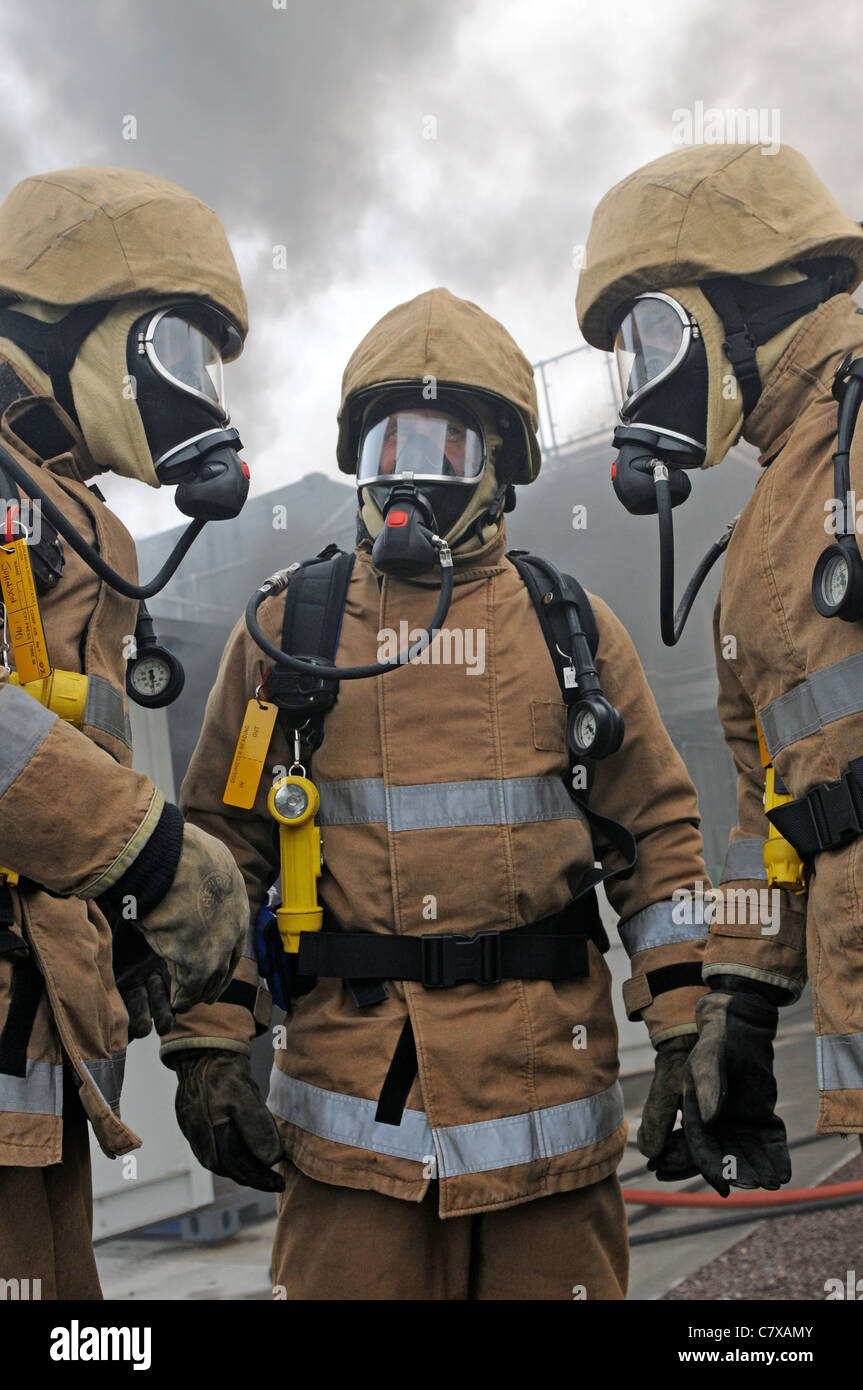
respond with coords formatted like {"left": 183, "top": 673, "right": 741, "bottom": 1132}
{"left": 623, "top": 990, "right": 861, "bottom": 1300}
{"left": 95, "top": 989, "right": 862, "bottom": 1301}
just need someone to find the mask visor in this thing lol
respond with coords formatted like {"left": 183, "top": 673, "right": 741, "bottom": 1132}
{"left": 139, "top": 304, "right": 239, "bottom": 415}
{"left": 614, "top": 294, "right": 693, "bottom": 418}
{"left": 357, "top": 404, "right": 485, "bottom": 487}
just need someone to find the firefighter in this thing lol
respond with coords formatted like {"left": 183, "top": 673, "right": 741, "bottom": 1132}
{"left": 0, "top": 167, "right": 252, "bottom": 1298}
{"left": 162, "top": 287, "right": 713, "bottom": 1299}
{"left": 577, "top": 141, "right": 863, "bottom": 1193}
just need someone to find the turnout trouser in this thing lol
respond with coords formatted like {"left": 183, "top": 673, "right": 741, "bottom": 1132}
{"left": 0, "top": 1084, "right": 102, "bottom": 1301}
{"left": 272, "top": 1163, "right": 629, "bottom": 1300}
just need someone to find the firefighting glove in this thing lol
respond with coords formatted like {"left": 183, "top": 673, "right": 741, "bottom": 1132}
{"left": 166, "top": 1049, "right": 286, "bottom": 1193}
{"left": 112, "top": 914, "right": 175, "bottom": 1039}
{"left": 121, "top": 965, "right": 174, "bottom": 1040}
{"left": 128, "top": 821, "right": 247, "bottom": 1016}
{"left": 682, "top": 976, "right": 791, "bottom": 1198}
{"left": 637, "top": 1034, "right": 700, "bottom": 1181}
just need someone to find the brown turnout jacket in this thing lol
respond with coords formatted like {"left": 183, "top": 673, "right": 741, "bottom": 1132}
{"left": 169, "top": 524, "right": 709, "bottom": 1216}
{"left": 0, "top": 367, "right": 162, "bottom": 1165}
{"left": 707, "top": 294, "right": 863, "bottom": 1132}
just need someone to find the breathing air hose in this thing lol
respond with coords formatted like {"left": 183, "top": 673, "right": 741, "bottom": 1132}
{"left": 245, "top": 544, "right": 454, "bottom": 679}
{"left": 0, "top": 441, "right": 205, "bottom": 599}
{"left": 654, "top": 465, "right": 734, "bottom": 646}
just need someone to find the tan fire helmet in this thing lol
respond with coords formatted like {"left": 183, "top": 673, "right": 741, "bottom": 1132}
{"left": 576, "top": 143, "right": 863, "bottom": 469}
{"left": 577, "top": 142, "right": 863, "bottom": 351}
{"left": 0, "top": 166, "right": 248, "bottom": 485}
{"left": 337, "top": 287, "right": 542, "bottom": 549}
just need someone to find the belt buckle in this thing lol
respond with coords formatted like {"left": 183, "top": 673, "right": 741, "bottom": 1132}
{"left": 420, "top": 931, "right": 502, "bottom": 988}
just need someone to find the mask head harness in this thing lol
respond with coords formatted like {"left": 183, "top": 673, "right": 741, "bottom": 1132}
{"left": 610, "top": 259, "right": 854, "bottom": 644}
{"left": 0, "top": 298, "right": 249, "bottom": 601}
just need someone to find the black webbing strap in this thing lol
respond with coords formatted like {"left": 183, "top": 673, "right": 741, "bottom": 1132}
{"left": 0, "top": 301, "right": 111, "bottom": 426}
{"left": 298, "top": 893, "right": 607, "bottom": 989}
{"left": 508, "top": 550, "right": 599, "bottom": 658}
{"left": 218, "top": 979, "right": 269, "bottom": 1037}
{"left": 0, "top": 889, "right": 43, "bottom": 1079}
{"left": 508, "top": 551, "right": 637, "bottom": 886}
{"left": 701, "top": 271, "right": 845, "bottom": 418}
{"left": 364, "top": 897, "right": 606, "bottom": 1127}
{"left": 265, "top": 547, "right": 355, "bottom": 756}
{"left": 767, "top": 756, "right": 863, "bottom": 859}
{"left": 374, "top": 1017, "right": 418, "bottom": 1125}
{"left": 626, "top": 961, "right": 705, "bottom": 1023}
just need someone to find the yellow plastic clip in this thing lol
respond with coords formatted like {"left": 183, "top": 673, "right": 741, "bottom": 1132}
{"left": 267, "top": 774, "right": 322, "bottom": 954}
{"left": 755, "top": 711, "right": 806, "bottom": 895}
{"left": 8, "top": 668, "right": 88, "bottom": 725}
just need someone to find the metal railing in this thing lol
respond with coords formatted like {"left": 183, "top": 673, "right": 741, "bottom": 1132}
{"left": 532, "top": 342, "right": 619, "bottom": 457}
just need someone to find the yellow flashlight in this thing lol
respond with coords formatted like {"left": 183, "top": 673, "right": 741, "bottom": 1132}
{"left": 267, "top": 774, "right": 323, "bottom": 953}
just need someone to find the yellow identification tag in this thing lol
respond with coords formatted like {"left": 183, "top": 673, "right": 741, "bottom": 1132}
{"left": 223, "top": 699, "right": 278, "bottom": 809}
{"left": 0, "top": 538, "right": 51, "bottom": 683}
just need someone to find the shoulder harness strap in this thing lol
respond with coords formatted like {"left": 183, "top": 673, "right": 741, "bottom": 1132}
{"left": 263, "top": 544, "right": 355, "bottom": 763}
{"left": 508, "top": 549, "right": 636, "bottom": 888}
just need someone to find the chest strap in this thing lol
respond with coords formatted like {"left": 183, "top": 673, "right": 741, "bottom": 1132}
{"left": 767, "top": 756, "right": 863, "bottom": 859}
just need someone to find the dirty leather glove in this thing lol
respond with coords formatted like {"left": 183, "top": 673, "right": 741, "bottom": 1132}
{"left": 121, "top": 966, "right": 175, "bottom": 1040}
{"left": 112, "top": 919, "right": 175, "bottom": 1039}
{"left": 166, "top": 1049, "right": 286, "bottom": 1193}
{"left": 637, "top": 1034, "right": 700, "bottom": 1181}
{"left": 134, "top": 822, "right": 247, "bottom": 1015}
{"left": 683, "top": 975, "right": 791, "bottom": 1198}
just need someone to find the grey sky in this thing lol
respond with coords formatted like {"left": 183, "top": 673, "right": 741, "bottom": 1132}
{"left": 0, "top": 0, "right": 860, "bottom": 532}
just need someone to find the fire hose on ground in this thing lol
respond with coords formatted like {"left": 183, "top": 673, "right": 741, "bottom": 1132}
{"left": 620, "top": 1133, "right": 863, "bottom": 1245}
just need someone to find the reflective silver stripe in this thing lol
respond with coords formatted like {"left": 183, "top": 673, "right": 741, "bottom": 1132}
{"left": 268, "top": 1069, "right": 431, "bottom": 1162}
{"left": 817, "top": 1031, "right": 863, "bottom": 1091}
{"left": 618, "top": 899, "right": 709, "bottom": 956}
{"left": 82, "top": 1052, "right": 126, "bottom": 1108}
{"left": 759, "top": 651, "right": 863, "bottom": 759}
{"left": 435, "top": 1083, "right": 625, "bottom": 1177}
{"left": 0, "top": 1058, "right": 63, "bottom": 1115}
{"left": 318, "top": 779, "right": 386, "bottom": 826}
{"left": 721, "top": 838, "right": 768, "bottom": 883}
{"left": 267, "top": 1069, "right": 624, "bottom": 1175}
{"left": 84, "top": 674, "right": 132, "bottom": 750}
{"left": 318, "top": 776, "right": 584, "bottom": 832}
{"left": 0, "top": 682, "right": 57, "bottom": 796}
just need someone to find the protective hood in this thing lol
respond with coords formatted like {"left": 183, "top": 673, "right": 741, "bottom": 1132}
{"left": 0, "top": 166, "right": 248, "bottom": 339}
{"left": 68, "top": 296, "right": 178, "bottom": 486}
{"left": 576, "top": 142, "right": 863, "bottom": 352}
{"left": 337, "top": 287, "right": 541, "bottom": 485}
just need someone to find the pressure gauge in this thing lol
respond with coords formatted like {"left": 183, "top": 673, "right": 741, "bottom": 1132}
{"left": 812, "top": 538, "right": 863, "bottom": 622}
{"left": 126, "top": 645, "right": 185, "bottom": 708}
{"left": 567, "top": 694, "right": 625, "bottom": 760}
{"left": 821, "top": 551, "right": 849, "bottom": 608}
{"left": 570, "top": 706, "right": 598, "bottom": 755}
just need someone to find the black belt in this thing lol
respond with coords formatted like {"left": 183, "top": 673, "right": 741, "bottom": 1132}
{"left": 298, "top": 892, "right": 608, "bottom": 992}
{"left": 298, "top": 893, "right": 608, "bottom": 1128}
{"left": 768, "top": 756, "right": 863, "bottom": 859}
